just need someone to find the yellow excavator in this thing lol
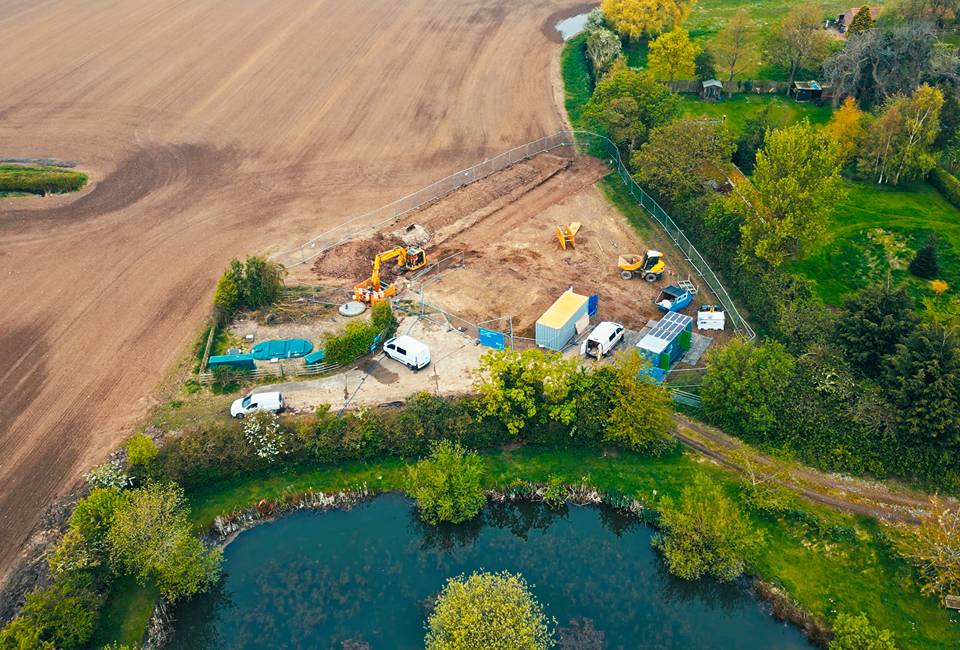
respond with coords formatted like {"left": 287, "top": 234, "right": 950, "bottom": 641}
{"left": 618, "top": 250, "right": 665, "bottom": 282}
{"left": 353, "top": 246, "right": 427, "bottom": 304}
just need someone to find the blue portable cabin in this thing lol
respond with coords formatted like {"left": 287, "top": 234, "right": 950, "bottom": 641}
{"left": 535, "top": 290, "right": 590, "bottom": 351}
{"left": 654, "top": 285, "right": 693, "bottom": 313}
{"left": 635, "top": 312, "right": 693, "bottom": 382}
{"left": 303, "top": 349, "right": 326, "bottom": 365}
{"left": 207, "top": 353, "right": 256, "bottom": 371}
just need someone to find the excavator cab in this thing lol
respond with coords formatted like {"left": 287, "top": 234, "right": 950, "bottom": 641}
{"left": 402, "top": 247, "right": 426, "bottom": 272}
{"left": 618, "top": 250, "right": 664, "bottom": 282}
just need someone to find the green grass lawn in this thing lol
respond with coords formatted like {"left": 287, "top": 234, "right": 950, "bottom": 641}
{"left": 0, "top": 164, "right": 86, "bottom": 196}
{"left": 678, "top": 93, "right": 832, "bottom": 136}
{"left": 96, "top": 445, "right": 960, "bottom": 649}
{"left": 792, "top": 180, "right": 960, "bottom": 310}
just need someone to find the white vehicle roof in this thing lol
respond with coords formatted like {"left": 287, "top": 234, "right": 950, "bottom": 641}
{"left": 587, "top": 321, "right": 623, "bottom": 341}
{"left": 387, "top": 335, "right": 429, "bottom": 354}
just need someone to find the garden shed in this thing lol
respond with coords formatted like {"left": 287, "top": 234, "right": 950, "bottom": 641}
{"left": 791, "top": 80, "right": 823, "bottom": 103}
{"left": 535, "top": 289, "right": 590, "bottom": 351}
{"left": 701, "top": 79, "right": 723, "bottom": 100}
{"left": 636, "top": 311, "right": 693, "bottom": 381}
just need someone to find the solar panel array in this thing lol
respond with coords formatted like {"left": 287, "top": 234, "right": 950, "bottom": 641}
{"left": 648, "top": 311, "right": 693, "bottom": 343}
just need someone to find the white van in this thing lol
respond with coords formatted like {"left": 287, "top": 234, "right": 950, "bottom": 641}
{"left": 383, "top": 335, "right": 431, "bottom": 370}
{"left": 580, "top": 321, "right": 625, "bottom": 359}
{"left": 230, "top": 391, "right": 285, "bottom": 418}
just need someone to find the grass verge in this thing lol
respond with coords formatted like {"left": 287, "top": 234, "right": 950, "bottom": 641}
{"left": 0, "top": 164, "right": 87, "bottom": 196}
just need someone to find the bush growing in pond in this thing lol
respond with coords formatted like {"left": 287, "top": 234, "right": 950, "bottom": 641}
{"left": 828, "top": 612, "right": 897, "bottom": 650}
{"left": 425, "top": 571, "right": 554, "bottom": 650}
{"left": 653, "top": 475, "right": 754, "bottom": 582}
{"left": 107, "top": 483, "right": 222, "bottom": 602}
{"left": 406, "top": 440, "right": 486, "bottom": 525}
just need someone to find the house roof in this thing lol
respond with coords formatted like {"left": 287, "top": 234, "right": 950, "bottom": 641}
{"left": 793, "top": 80, "right": 822, "bottom": 91}
{"left": 702, "top": 79, "right": 723, "bottom": 88}
{"left": 636, "top": 312, "right": 692, "bottom": 354}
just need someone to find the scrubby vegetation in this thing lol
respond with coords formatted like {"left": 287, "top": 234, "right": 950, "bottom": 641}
{"left": 0, "top": 164, "right": 87, "bottom": 196}
{"left": 212, "top": 255, "right": 285, "bottom": 317}
{"left": 323, "top": 300, "right": 397, "bottom": 366}
{"left": 406, "top": 440, "right": 486, "bottom": 525}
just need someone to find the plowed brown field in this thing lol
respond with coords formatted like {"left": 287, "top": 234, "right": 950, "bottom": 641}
{"left": 0, "top": 0, "right": 583, "bottom": 579}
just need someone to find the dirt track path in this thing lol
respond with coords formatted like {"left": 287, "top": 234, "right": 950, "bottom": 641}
{"left": 0, "top": 0, "right": 584, "bottom": 580}
{"left": 671, "top": 414, "right": 938, "bottom": 523}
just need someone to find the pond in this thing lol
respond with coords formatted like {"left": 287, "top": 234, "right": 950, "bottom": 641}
{"left": 170, "top": 494, "right": 810, "bottom": 649}
{"left": 555, "top": 13, "right": 590, "bottom": 41}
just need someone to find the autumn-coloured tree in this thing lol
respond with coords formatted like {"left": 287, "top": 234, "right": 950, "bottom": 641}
{"left": 764, "top": 3, "right": 833, "bottom": 88}
{"left": 600, "top": 0, "right": 696, "bottom": 40}
{"left": 647, "top": 28, "right": 700, "bottom": 87}
{"left": 858, "top": 84, "right": 944, "bottom": 185}
{"left": 825, "top": 97, "right": 867, "bottom": 165}
{"left": 710, "top": 8, "right": 755, "bottom": 82}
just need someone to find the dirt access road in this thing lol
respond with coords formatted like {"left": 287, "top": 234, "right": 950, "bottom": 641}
{"left": 0, "top": 0, "right": 587, "bottom": 580}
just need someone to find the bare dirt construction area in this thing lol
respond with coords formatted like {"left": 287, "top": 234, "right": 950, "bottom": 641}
{"left": 0, "top": 0, "right": 589, "bottom": 582}
{"left": 311, "top": 151, "right": 719, "bottom": 334}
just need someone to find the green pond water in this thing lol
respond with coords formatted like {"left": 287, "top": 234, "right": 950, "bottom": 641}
{"left": 170, "top": 494, "right": 810, "bottom": 649}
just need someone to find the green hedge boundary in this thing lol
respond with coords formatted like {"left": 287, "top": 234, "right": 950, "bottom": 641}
{"left": 0, "top": 165, "right": 87, "bottom": 196}
{"left": 928, "top": 166, "right": 960, "bottom": 210}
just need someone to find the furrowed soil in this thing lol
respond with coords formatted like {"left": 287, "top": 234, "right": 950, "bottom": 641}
{"left": 0, "top": 0, "right": 587, "bottom": 582}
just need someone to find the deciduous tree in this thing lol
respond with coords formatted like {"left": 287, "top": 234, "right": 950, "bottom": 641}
{"left": 826, "top": 97, "right": 868, "bottom": 165}
{"left": 893, "top": 498, "right": 960, "bottom": 606}
{"left": 743, "top": 121, "right": 844, "bottom": 265}
{"left": 710, "top": 8, "right": 755, "bottom": 82}
{"left": 582, "top": 62, "right": 679, "bottom": 153}
{"left": 647, "top": 28, "right": 700, "bottom": 87}
{"left": 653, "top": 475, "right": 754, "bottom": 581}
{"left": 829, "top": 612, "right": 898, "bottom": 650}
{"left": 858, "top": 84, "right": 944, "bottom": 185}
{"left": 603, "top": 351, "right": 673, "bottom": 452}
{"left": 631, "top": 117, "right": 735, "bottom": 207}
{"left": 107, "top": 483, "right": 222, "bottom": 602}
{"left": 600, "top": 0, "right": 696, "bottom": 40}
{"left": 764, "top": 3, "right": 833, "bottom": 88}
{"left": 425, "top": 571, "right": 554, "bottom": 650}
{"left": 701, "top": 339, "right": 796, "bottom": 443}
{"left": 586, "top": 27, "right": 623, "bottom": 78}
{"left": 406, "top": 440, "right": 486, "bottom": 525}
